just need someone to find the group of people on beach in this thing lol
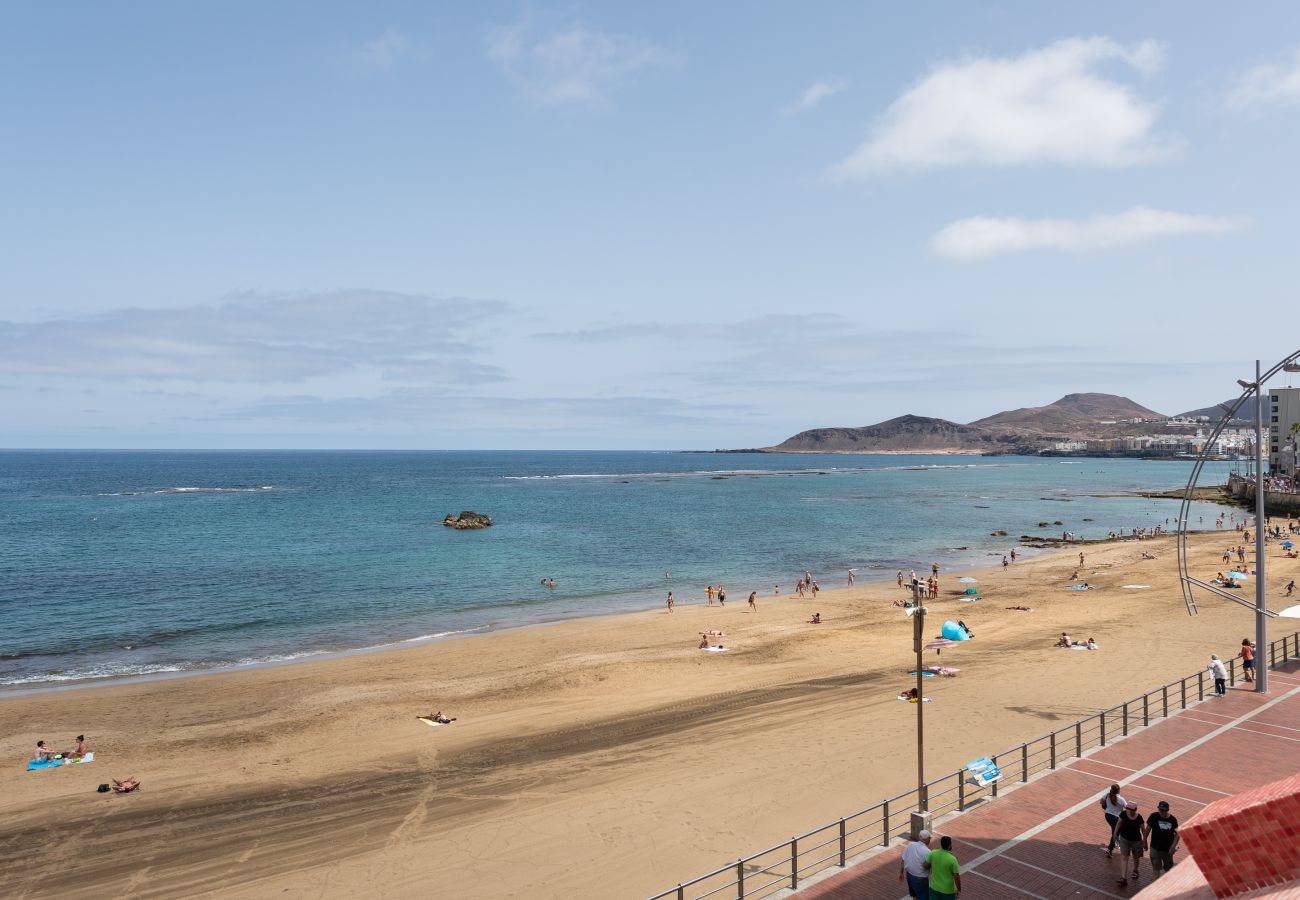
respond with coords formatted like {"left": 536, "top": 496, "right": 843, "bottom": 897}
{"left": 31, "top": 735, "right": 139, "bottom": 793}
{"left": 33, "top": 734, "right": 88, "bottom": 762}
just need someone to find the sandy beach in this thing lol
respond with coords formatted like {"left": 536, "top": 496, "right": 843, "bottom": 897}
{"left": 3, "top": 529, "right": 1295, "bottom": 899}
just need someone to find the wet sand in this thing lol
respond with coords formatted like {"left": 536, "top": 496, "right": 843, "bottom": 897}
{"left": 2, "top": 530, "right": 1293, "bottom": 899}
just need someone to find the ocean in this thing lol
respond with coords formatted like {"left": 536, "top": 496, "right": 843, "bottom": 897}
{"left": 0, "top": 450, "right": 1234, "bottom": 688}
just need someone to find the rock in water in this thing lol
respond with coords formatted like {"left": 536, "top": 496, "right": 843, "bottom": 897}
{"left": 443, "top": 511, "right": 493, "bottom": 529}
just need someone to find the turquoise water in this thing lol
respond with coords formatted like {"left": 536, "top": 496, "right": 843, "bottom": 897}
{"left": 0, "top": 451, "right": 1233, "bottom": 687}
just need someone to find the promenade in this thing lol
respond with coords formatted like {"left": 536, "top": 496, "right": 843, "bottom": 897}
{"left": 794, "top": 658, "right": 1300, "bottom": 899}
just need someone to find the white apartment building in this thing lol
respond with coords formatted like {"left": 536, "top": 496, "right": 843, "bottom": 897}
{"left": 1268, "top": 386, "right": 1300, "bottom": 472}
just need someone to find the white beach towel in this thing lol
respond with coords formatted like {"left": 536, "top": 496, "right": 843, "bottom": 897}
{"left": 1122, "top": 585, "right": 1150, "bottom": 589}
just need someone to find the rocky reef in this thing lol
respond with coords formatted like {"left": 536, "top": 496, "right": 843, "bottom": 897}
{"left": 442, "top": 511, "right": 493, "bottom": 529}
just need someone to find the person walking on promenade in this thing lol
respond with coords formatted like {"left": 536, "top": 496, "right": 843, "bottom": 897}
{"left": 924, "top": 835, "right": 961, "bottom": 899}
{"left": 898, "top": 829, "right": 931, "bottom": 899}
{"left": 1146, "top": 801, "right": 1179, "bottom": 877}
{"left": 1240, "top": 638, "right": 1256, "bottom": 683}
{"left": 1100, "top": 783, "right": 1126, "bottom": 857}
{"left": 1209, "top": 654, "right": 1228, "bottom": 697}
{"left": 1112, "top": 801, "right": 1147, "bottom": 886}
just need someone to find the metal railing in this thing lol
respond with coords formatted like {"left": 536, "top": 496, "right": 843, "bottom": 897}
{"left": 647, "top": 629, "right": 1300, "bottom": 900}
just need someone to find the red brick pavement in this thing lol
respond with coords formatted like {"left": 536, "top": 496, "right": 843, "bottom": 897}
{"left": 793, "top": 661, "right": 1300, "bottom": 900}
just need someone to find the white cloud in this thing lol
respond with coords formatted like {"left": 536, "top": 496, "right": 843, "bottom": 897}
{"left": 1228, "top": 46, "right": 1300, "bottom": 107}
{"left": 487, "top": 19, "right": 675, "bottom": 105}
{"left": 0, "top": 290, "right": 509, "bottom": 383}
{"left": 353, "top": 28, "right": 411, "bottom": 72}
{"left": 832, "top": 37, "right": 1174, "bottom": 176}
{"left": 787, "top": 79, "right": 847, "bottom": 112}
{"left": 932, "top": 207, "right": 1248, "bottom": 262}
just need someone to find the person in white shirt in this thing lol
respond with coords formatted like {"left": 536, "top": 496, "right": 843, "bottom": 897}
{"left": 1209, "top": 654, "right": 1228, "bottom": 697}
{"left": 1100, "top": 784, "right": 1127, "bottom": 857}
{"left": 898, "top": 830, "right": 932, "bottom": 898}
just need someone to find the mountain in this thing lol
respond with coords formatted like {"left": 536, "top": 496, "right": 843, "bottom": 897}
{"left": 1177, "top": 399, "right": 1252, "bottom": 422}
{"left": 973, "top": 393, "right": 1163, "bottom": 429}
{"left": 772, "top": 415, "right": 1015, "bottom": 453}
{"left": 761, "top": 393, "right": 1168, "bottom": 454}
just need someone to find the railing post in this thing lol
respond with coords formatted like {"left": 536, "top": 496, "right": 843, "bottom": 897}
{"left": 1076, "top": 721, "right": 1082, "bottom": 756}
{"left": 1143, "top": 694, "right": 1149, "bottom": 727}
{"left": 736, "top": 860, "right": 744, "bottom": 898}
{"left": 1050, "top": 731, "right": 1057, "bottom": 769}
{"left": 881, "top": 800, "right": 889, "bottom": 847}
{"left": 1021, "top": 743, "right": 1029, "bottom": 781}
{"left": 1123, "top": 702, "right": 1129, "bottom": 736}
{"left": 839, "top": 818, "right": 846, "bottom": 866}
{"left": 1198, "top": 671, "right": 1204, "bottom": 701}
{"left": 1181, "top": 678, "right": 1187, "bottom": 709}
{"left": 790, "top": 838, "right": 798, "bottom": 890}
{"left": 1271, "top": 641, "right": 1277, "bottom": 669}
{"left": 677, "top": 886, "right": 684, "bottom": 900}
{"left": 991, "top": 756, "right": 999, "bottom": 797}
{"left": 1163, "top": 684, "right": 1169, "bottom": 716}
{"left": 1230, "top": 658, "right": 1237, "bottom": 686}
{"left": 958, "top": 775, "right": 966, "bottom": 811}
{"left": 1100, "top": 711, "right": 1107, "bottom": 747}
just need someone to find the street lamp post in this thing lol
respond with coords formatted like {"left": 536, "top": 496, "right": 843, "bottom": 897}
{"left": 1254, "top": 360, "right": 1268, "bottom": 694}
{"left": 909, "top": 579, "right": 931, "bottom": 841}
{"left": 912, "top": 579, "right": 925, "bottom": 808}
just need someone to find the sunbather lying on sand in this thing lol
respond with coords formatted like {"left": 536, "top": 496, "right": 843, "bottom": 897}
{"left": 428, "top": 711, "right": 456, "bottom": 724}
{"left": 1140, "top": 551, "right": 1156, "bottom": 560}
{"left": 1006, "top": 606, "right": 1032, "bottom": 611}
{"left": 1055, "top": 632, "right": 1071, "bottom": 648}
{"left": 112, "top": 777, "right": 141, "bottom": 794}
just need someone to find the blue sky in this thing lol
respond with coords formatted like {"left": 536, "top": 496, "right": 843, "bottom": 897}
{"left": 5, "top": 2, "right": 1300, "bottom": 448}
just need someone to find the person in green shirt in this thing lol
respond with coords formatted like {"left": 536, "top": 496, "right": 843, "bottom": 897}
{"left": 924, "top": 835, "right": 962, "bottom": 899}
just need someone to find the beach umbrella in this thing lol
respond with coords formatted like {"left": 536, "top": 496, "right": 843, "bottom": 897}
{"left": 957, "top": 577, "right": 978, "bottom": 583}
{"left": 1282, "top": 541, "right": 1295, "bottom": 548}
{"left": 1279, "top": 604, "right": 1300, "bottom": 619}
{"left": 924, "top": 639, "right": 956, "bottom": 656}
{"left": 1227, "top": 571, "right": 1249, "bottom": 580}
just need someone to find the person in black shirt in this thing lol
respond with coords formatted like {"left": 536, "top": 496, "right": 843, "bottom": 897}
{"left": 1146, "top": 801, "right": 1179, "bottom": 876}
{"left": 1111, "top": 801, "right": 1147, "bottom": 885}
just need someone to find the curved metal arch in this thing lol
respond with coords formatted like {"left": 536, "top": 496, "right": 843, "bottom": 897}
{"left": 1177, "top": 351, "right": 1300, "bottom": 616}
